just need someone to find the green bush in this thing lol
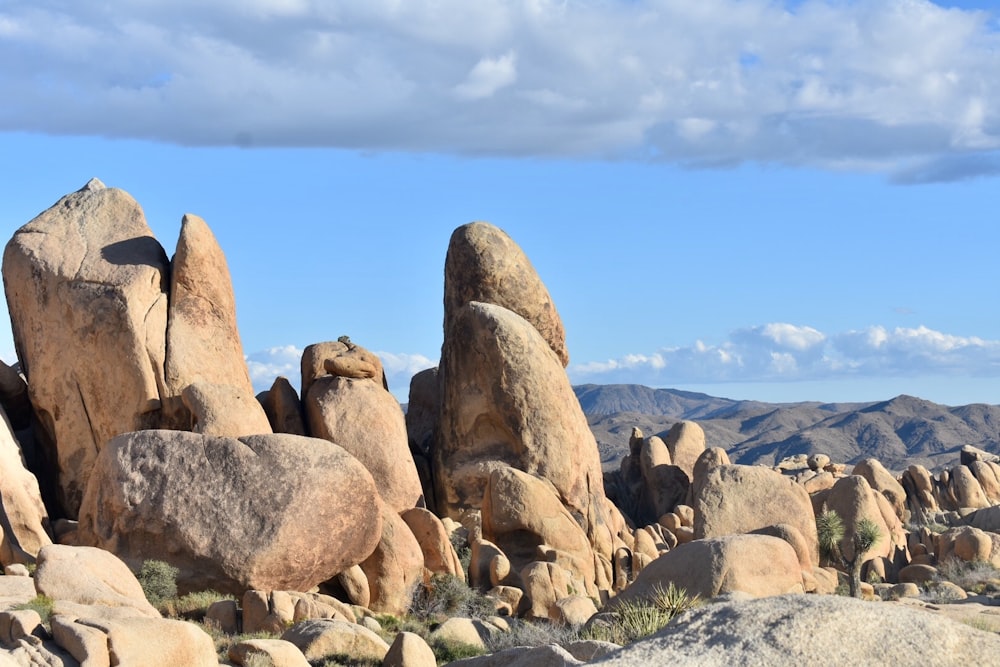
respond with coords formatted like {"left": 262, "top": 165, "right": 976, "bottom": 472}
{"left": 136, "top": 560, "right": 179, "bottom": 607}
{"left": 585, "top": 583, "right": 699, "bottom": 646}
{"left": 13, "top": 595, "right": 54, "bottom": 627}
{"left": 410, "top": 573, "right": 494, "bottom": 620}
{"left": 430, "top": 638, "right": 488, "bottom": 663}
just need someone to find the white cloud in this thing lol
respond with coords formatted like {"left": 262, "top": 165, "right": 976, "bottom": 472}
{"left": 569, "top": 322, "right": 1000, "bottom": 386}
{"left": 1, "top": 1, "right": 998, "bottom": 179}
{"left": 246, "top": 344, "right": 302, "bottom": 392}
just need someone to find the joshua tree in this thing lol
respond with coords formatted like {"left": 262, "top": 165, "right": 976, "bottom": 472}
{"left": 816, "top": 508, "right": 882, "bottom": 598}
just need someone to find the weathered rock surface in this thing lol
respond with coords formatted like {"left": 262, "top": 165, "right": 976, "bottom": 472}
{"left": 360, "top": 506, "right": 424, "bottom": 615}
{"left": 436, "top": 301, "right": 606, "bottom": 539}
{"left": 664, "top": 421, "right": 705, "bottom": 481}
{"left": 281, "top": 619, "right": 389, "bottom": 663}
{"left": 593, "top": 593, "right": 1000, "bottom": 665}
{"left": 694, "top": 464, "right": 818, "bottom": 567}
{"left": 383, "top": 630, "right": 436, "bottom": 667}
{"left": 34, "top": 544, "right": 159, "bottom": 617}
{"left": 301, "top": 341, "right": 386, "bottom": 400}
{"left": 258, "top": 376, "right": 307, "bottom": 436}
{"left": 0, "top": 409, "right": 50, "bottom": 566}
{"left": 609, "top": 534, "right": 804, "bottom": 604}
{"left": 54, "top": 614, "right": 218, "bottom": 666}
{"left": 229, "top": 638, "right": 310, "bottom": 667}
{"left": 2, "top": 179, "right": 169, "bottom": 515}
{"left": 444, "top": 222, "right": 568, "bottom": 367}
{"left": 181, "top": 381, "right": 272, "bottom": 437}
{"left": 162, "top": 213, "right": 266, "bottom": 433}
{"left": 306, "top": 374, "right": 423, "bottom": 512}
{"left": 76, "top": 430, "right": 382, "bottom": 594}
{"left": 401, "top": 507, "right": 465, "bottom": 581}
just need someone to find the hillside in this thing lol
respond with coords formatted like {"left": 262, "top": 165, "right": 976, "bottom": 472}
{"left": 577, "top": 385, "right": 1000, "bottom": 473}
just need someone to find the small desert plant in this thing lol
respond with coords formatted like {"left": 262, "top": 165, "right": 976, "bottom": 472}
{"left": 585, "top": 583, "right": 699, "bottom": 646}
{"left": 816, "top": 508, "right": 882, "bottom": 599}
{"left": 410, "top": 572, "right": 494, "bottom": 620}
{"left": 430, "top": 638, "right": 488, "bottom": 664}
{"left": 937, "top": 558, "right": 1000, "bottom": 594}
{"left": 486, "top": 618, "right": 581, "bottom": 652}
{"left": 449, "top": 530, "right": 472, "bottom": 576}
{"left": 14, "top": 595, "right": 54, "bottom": 628}
{"left": 160, "top": 589, "right": 234, "bottom": 619}
{"left": 136, "top": 559, "right": 179, "bottom": 607}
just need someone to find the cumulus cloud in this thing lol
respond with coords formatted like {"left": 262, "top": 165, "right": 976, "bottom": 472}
{"left": 569, "top": 323, "right": 1000, "bottom": 386}
{"left": 1, "top": 1, "right": 998, "bottom": 179}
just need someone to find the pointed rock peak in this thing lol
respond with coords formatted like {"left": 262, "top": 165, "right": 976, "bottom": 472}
{"left": 80, "top": 178, "right": 106, "bottom": 192}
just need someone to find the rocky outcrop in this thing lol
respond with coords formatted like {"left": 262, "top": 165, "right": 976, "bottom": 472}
{"left": 0, "top": 408, "right": 50, "bottom": 566}
{"left": 305, "top": 374, "right": 423, "bottom": 512}
{"left": 76, "top": 430, "right": 383, "bottom": 594}
{"left": 162, "top": 214, "right": 267, "bottom": 434}
{"left": 444, "top": 222, "right": 568, "bottom": 367}
{"left": 694, "top": 464, "right": 819, "bottom": 567}
{"left": 435, "top": 301, "right": 606, "bottom": 539}
{"left": 360, "top": 507, "right": 425, "bottom": 615}
{"left": 595, "top": 593, "right": 1000, "bottom": 665}
{"left": 2, "top": 179, "right": 169, "bottom": 516}
{"left": 258, "top": 376, "right": 306, "bottom": 436}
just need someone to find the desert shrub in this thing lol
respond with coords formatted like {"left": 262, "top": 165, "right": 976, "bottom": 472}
{"left": 136, "top": 560, "right": 179, "bottom": 607}
{"left": 937, "top": 558, "right": 1000, "bottom": 594}
{"left": 160, "top": 589, "right": 234, "bottom": 620}
{"left": 410, "top": 572, "right": 494, "bottom": 620}
{"left": 486, "top": 618, "right": 580, "bottom": 652}
{"left": 13, "top": 594, "right": 54, "bottom": 627}
{"left": 449, "top": 530, "right": 472, "bottom": 576}
{"left": 430, "top": 638, "right": 488, "bottom": 663}
{"left": 309, "top": 655, "right": 382, "bottom": 667}
{"left": 585, "top": 583, "right": 699, "bottom": 646}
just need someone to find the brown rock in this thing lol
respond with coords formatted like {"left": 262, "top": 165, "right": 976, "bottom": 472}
{"left": 852, "top": 458, "right": 907, "bottom": 521}
{"left": 949, "top": 465, "right": 990, "bottom": 509}
{"left": 405, "top": 367, "right": 439, "bottom": 458}
{"left": 694, "top": 464, "right": 818, "bottom": 567}
{"left": 58, "top": 615, "right": 218, "bottom": 667}
{"left": 610, "top": 534, "right": 804, "bottom": 603}
{"left": 401, "top": 507, "right": 464, "bottom": 581}
{"left": 300, "top": 341, "right": 386, "bottom": 400}
{"left": 823, "top": 476, "right": 896, "bottom": 563}
{"left": 444, "top": 222, "right": 568, "bottom": 366}
{"left": 162, "top": 213, "right": 265, "bottom": 432}
{"left": 77, "top": 430, "right": 382, "bottom": 594}
{"left": 2, "top": 179, "right": 169, "bottom": 516}
{"left": 898, "top": 563, "right": 938, "bottom": 584}
{"left": 258, "top": 376, "right": 307, "bottom": 436}
{"left": 181, "top": 381, "right": 272, "bottom": 436}
{"left": 664, "top": 421, "right": 706, "bottom": 481}
{"left": 383, "top": 631, "right": 437, "bottom": 667}
{"left": 435, "top": 301, "right": 606, "bottom": 543}
{"left": 305, "top": 375, "right": 422, "bottom": 512}
{"left": 0, "top": 408, "right": 51, "bottom": 566}
{"left": 970, "top": 461, "right": 1000, "bottom": 505}
{"left": 0, "top": 361, "right": 31, "bottom": 431}
{"left": 360, "top": 507, "right": 424, "bottom": 615}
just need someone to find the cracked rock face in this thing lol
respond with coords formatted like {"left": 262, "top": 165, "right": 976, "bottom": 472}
{"left": 2, "top": 179, "right": 169, "bottom": 517}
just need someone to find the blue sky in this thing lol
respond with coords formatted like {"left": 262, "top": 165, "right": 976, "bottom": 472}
{"left": 1, "top": 1, "right": 999, "bottom": 406}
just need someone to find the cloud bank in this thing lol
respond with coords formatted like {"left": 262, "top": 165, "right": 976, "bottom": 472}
{"left": 2, "top": 1, "right": 999, "bottom": 180}
{"left": 569, "top": 323, "right": 1000, "bottom": 386}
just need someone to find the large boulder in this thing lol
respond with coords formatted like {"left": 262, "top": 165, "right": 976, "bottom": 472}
{"left": 76, "top": 430, "right": 383, "bottom": 594}
{"left": 360, "top": 507, "right": 425, "bottom": 615}
{"left": 2, "top": 179, "right": 169, "bottom": 516}
{"left": 444, "top": 222, "right": 568, "bottom": 367}
{"left": 852, "top": 458, "right": 907, "bottom": 521}
{"left": 0, "top": 408, "right": 50, "bottom": 566}
{"left": 610, "top": 534, "right": 804, "bottom": 604}
{"left": 481, "top": 466, "right": 596, "bottom": 593}
{"left": 34, "top": 544, "right": 159, "bottom": 617}
{"left": 161, "top": 213, "right": 268, "bottom": 434}
{"left": 305, "top": 374, "right": 423, "bottom": 512}
{"left": 694, "top": 464, "right": 818, "bottom": 567}
{"left": 823, "top": 475, "right": 902, "bottom": 563}
{"left": 594, "top": 593, "right": 1000, "bottom": 665}
{"left": 663, "top": 421, "right": 705, "bottom": 481}
{"left": 435, "top": 301, "right": 607, "bottom": 542}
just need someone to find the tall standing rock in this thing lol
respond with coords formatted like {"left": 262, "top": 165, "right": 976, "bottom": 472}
{"left": 435, "top": 301, "right": 606, "bottom": 539}
{"left": 0, "top": 406, "right": 51, "bottom": 565}
{"left": 2, "top": 179, "right": 169, "bottom": 516}
{"left": 162, "top": 213, "right": 270, "bottom": 435}
{"left": 444, "top": 222, "right": 568, "bottom": 367}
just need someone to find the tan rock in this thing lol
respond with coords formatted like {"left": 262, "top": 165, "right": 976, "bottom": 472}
{"left": 34, "top": 544, "right": 159, "bottom": 617}
{"left": 229, "top": 638, "right": 310, "bottom": 667}
{"left": 2, "top": 179, "right": 169, "bottom": 516}
{"left": 554, "top": 595, "right": 598, "bottom": 628}
{"left": 205, "top": 599, "right": 239, "bottom": 634}
{"left": 444, "top": 222, "right": 568, "bottom": 366}
{"left": 77, "top": 430, "right": 382, "bottom": 594}
{"left": 383, "top": 631, "right": 437, "bottom": 667}
{"left": 429, "top": 617, "right": 490, "bottom": 650}
{"left": 0, "top": 609, "right": 44, "bottom": 647}
{"left": 280, "top": 619, "right": 389, "bottom": 663}
{"left": 898, "top": 564, "right": 938, "bottom": 584}
{"left": 181, "top": 381, "right": 272, "bottom": 436}
{"left": 749, "top": 524, "right": 813, "bottom": 572}
{"left": 852, "top": 458, "right": 907, "bottom": 521}
{"left": 305, "top": 374, "right": 422, "bottom": 512}
{"left": 610, "top": 534, "right": 804, "bottom": 604}
{"left": 401, "top": 507, "right": 465, "bottom": 581}
{"left": 257, "top": 376, "right": 306, "bottom": 436}
{"left": 481, "top": 466, "right": 595, "bottom": 593}
{"left": 939, "top": 526, "right": 999, "bottom": 565}
{"left": 664, "top": 421, "right": 706, "bottom": 481}
{"left": 690, "top": 448, "right": 730, "bottom": 499}
{"left": 822, "top": 476, "right": 895, "bottom": 563}
{"left": 694, "top": 464, "right": 818, "bottom": 567}
{"left": 62, "top": 615, "right": 218, "bottom": 667}
{"left": 807, "top": 454, "right": 831, "bottom": 471}
{"left": 520, "top": 561, "right": 573, "bottom": 621}
{"left": 949, "top": 465, "right": 990, "bottom": 509}
{"left": 336, "top": 565, "right": 371, "bottom": 609}
{"left": 970, "top": 461, "right": 1000, "bottom": 505}
{"left": 404, "top": 367, "right": 439, "bottom": 458}
{"left": 0, "top": 407, "right": 51, "bottom": 566}
{"left": 300, "top": 341, "right": 386, "bottom": 400}
{"left": 435, "top": 301, "right": 606, "bottom": 542}
{"left": 162, "top": 213, "right": 265, "bottom": 433}
{"left": 360, "top": 507, "right": 424, "bottom": 615}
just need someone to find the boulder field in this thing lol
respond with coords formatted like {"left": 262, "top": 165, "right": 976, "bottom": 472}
{"left": 0, "top": 181, "right": 998, "bottom": 665}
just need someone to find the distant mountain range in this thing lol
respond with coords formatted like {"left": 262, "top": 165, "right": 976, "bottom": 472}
{"left": 574, "top": 384, "right": 1000, "bottom": 473}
